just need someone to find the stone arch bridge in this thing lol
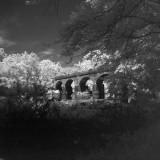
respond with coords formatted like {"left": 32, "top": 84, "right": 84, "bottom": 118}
{"left": 53, "top": 70, "right": 110, "bottom": 101}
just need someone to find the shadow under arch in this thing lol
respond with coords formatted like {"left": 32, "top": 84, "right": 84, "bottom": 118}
{"left": 56, "top": 81, "right": 62, "bottom": 91}
{"left": 96, "top": 74, "right": 108, "bottom": 99}
{"left": 65, "top": 79, "right": 73, "bottom": 100}
{"left": 55, "top": 81, "right": 62, "bottom": 100}
{"left": 79, "top": 77, "right": 90, "bottom": 92}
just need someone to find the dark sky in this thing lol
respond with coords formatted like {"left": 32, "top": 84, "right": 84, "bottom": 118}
{"left": 0, "top": 0, "right": 82, "bottom": 66}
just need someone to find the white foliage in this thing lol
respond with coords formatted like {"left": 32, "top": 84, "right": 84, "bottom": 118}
{"left": 39, "top": 59, "right": 62, "bottom": 82}
{"left": 71, "top": 81, "right": 76, "bottom": 89}
{"left": 0, "top": 51, "right": 39, "bottom": 84}
{"left": 86, "top": 79, "right": 94, "bottom": 91}
{"left": 46, "top": 89, "right": 60, "bottom": 100}
{"left": 74, "top": 50, "right": 110, "bottom": 71}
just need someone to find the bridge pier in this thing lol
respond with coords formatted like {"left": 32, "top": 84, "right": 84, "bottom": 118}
{"left": 61, "top": 84, "right": 66, "bottom": 100}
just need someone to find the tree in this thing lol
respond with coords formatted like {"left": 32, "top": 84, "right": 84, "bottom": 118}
{"left": 60, "top": 0, "right": 160, "bottom": 98}
{"left": 0, "top": 51, "right": 40, "bottom": 85}
{"left": 39, "top": 60, "right": 62, "bottom": 87}
{"left": 60, "top": 0, "right": 160, "bottom": 56}
{"left": 74, "top": 50, "right": 111, "bottom": 71}
{"left": 0, "top": 50, "right": 64, "bottom": 89}
{"left": 0, "top": 51, "right": 41, "bottom": 97}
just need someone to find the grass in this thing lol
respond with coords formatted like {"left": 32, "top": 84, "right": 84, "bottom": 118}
{"left": 76, "top": 121, "right": 160, "bottom": 160}
{"left": 0, "top": 97, "right": 160, "bottom": 160}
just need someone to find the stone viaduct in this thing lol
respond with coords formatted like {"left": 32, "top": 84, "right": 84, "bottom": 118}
{"left": 53, "top": 70, "right": 110, "bottom": 100}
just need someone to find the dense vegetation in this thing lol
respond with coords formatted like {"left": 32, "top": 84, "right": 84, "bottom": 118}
{"left": 60, "top": 0, "right": 160, "bottom": 99}
{"left": 1, "top": 0, "right": 160, "bottom": 159}
{"left": 0, "top": 48, "right": 160, "bottom": 159}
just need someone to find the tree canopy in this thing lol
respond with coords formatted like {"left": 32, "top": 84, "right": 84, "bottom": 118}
{"left": 0, "top": 51, "right": 63, "bottom": 89}
{"left": 74, "top": 50, "right": 110, "bottom": 71}
{"left": 59, "top": 0, "right": 160, "bottom": 96}
{"left": 60, "top": 0, "right": 160, "bottom": 57}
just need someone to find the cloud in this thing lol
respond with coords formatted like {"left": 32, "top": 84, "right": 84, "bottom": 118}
{"left": 39, "top": 48, "right": 55, "bottom": 56}
{"left": 38, "top": 48, "right": 60, "bottom": 60}
{"left": 0, "top": 30, "right": 16, "bottom": 47}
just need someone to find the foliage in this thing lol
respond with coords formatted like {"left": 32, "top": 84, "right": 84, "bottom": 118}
{"left": 0, "top": 97, "right": 160, "bottom": 160}
{"left": 60, "top": 0, "right": 160, "bottom": 57}
{"left": 39, "top": 60, "right": 62, "bottom": 88}
{"left": 0, "top": 51, "right": 40, "bottom": 86}
{"left": 0, "top": 50, "right": 64, "bottom": 96}
{"left": 60, "top": 0, "right": 160, "bottom": 99}
{"left": 74, "top": 50, "right": 111, "bottom": 71}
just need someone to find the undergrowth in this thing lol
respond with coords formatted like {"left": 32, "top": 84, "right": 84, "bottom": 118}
{"left": 0, "top": 97, "right": 160, "bottom": 160}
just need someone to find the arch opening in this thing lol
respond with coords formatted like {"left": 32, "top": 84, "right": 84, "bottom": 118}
{"left": 96, "top": 74, "right": 108, "bottom": 99}
{"left": 65, "top": 79, "right": 73, "bottom": 100}
{"left": 79, "top": 77, "right": 90, "bottom": 92}
{"left": 56, "top": 81, "right": 62, "bottom": 91}
{"left": 55, "top": 81, "right": 62, "bottom": 100}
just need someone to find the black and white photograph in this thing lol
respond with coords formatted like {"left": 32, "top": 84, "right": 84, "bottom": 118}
{"left": 0, "top": 0, "right": 160, "bottom": 159}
